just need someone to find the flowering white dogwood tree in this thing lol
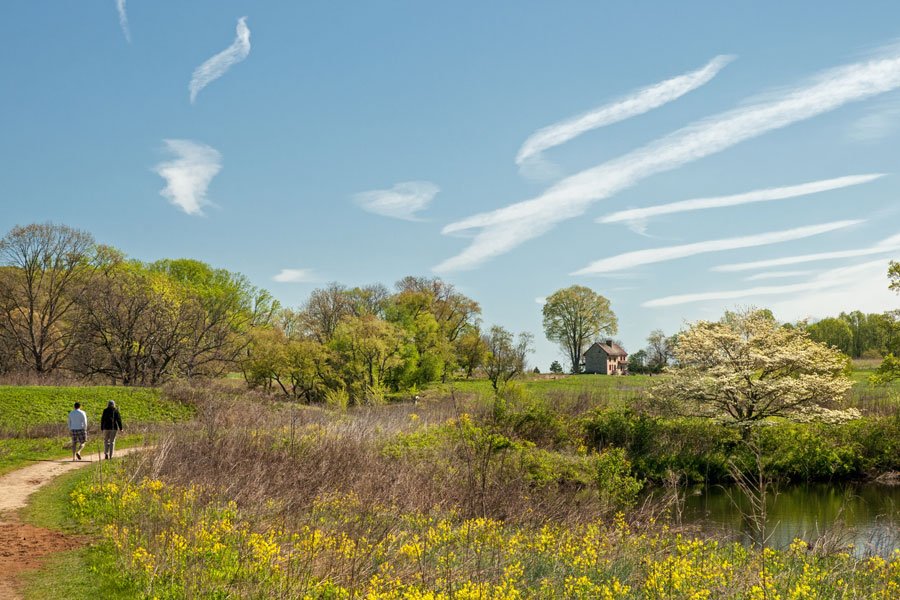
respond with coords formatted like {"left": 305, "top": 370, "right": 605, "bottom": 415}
{"left": 651, "top": 309, "right": 853, "bottom": 427}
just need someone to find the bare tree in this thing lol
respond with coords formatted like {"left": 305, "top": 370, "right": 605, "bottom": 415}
{"left": 645, "top": 329, "right": 675, "bottom": 373}
{"left": 71, "top": 263, "right": 193, "bottom": 385}
{"left": 483, "top": 325, "right": 533, "bottom": 391}
{"left": 0, "top": 223, "right": 99, "bottom": 373}
{"left": 301, "top": 283, "right": 354, "bottom": 343}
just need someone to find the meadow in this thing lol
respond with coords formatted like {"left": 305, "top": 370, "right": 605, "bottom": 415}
{"left": 8, "top": 370, "right": 900, "bottom": 598}
{"left": 0, "top": 385, "right": 194, "bottom": 432}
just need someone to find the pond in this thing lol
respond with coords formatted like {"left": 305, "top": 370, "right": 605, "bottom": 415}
{"left": 673, "top": 482, "right": 899, "bottom": 557}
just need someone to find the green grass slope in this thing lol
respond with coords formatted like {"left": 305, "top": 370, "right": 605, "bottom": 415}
{"left": 0, "top": 386, "right": 193, "bottom": 432}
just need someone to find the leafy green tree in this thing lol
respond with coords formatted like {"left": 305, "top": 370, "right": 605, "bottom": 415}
{"left": 889, "top": 260, "right": 900, "bottom": 293}
{"left": 386, "top": 290, "right": 453, "bottom": 388}
{"left": 454, "top": 326, "right": 488, "bottom": 378}
{"left": 150, "top": 258, "right": 276, "bottom": 377}
{"left": 806, "top": 317, "right": 853, "bottom": 355}
{"left": 651, "top": 309, "right": 852, "bottom": 429}
{"left": 871, "top": 353, "right": 900, "bottom": 385}
{"left": 871, "top": 269, "right": 900, "bottom": 383}
{"left": 542, "top": 286, "right": 617, "bottom": 374}
{"left": 549, "top": 360, "right": 563, "bottom": 374}
{"left": 395, "top": 276, "right": 480, "bottom": 343}
{"left": 838, "top": 310, "right": 876, "bottom": 358}
{"left": 627, "top": 349, "right": 648, "bottom": 374}
{"left": 329, "top": 315, "right": 406, "bottom": 404}
{"left": 871, "top": 310, "right": 900, "bottom": 356}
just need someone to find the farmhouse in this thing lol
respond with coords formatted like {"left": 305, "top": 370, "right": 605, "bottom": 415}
{"left": 583, "top": 340, "right": 628, "bottom": 375}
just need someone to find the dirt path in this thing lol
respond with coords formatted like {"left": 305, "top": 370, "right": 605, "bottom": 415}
{"left": 0, "top": 448, "right": 146, "bottom": 600}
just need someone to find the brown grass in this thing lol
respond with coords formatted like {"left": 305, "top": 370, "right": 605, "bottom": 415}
{"left": 138, "top": 385, "right": 608, "bottom": 528}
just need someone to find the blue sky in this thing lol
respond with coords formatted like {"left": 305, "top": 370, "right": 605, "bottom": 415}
{"left": 2, "top": 2, "right": 900, "bottom": 369}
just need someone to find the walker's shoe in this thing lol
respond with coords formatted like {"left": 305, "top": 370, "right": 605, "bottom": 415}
{"left": 75, "top": 452, "right": 81, "bottom": 460}
{"left": 104, "top": 454, "right": 109, "bottom": 460}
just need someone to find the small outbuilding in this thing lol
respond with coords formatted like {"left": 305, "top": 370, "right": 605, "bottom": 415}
{"left": 583, "top": 340, "right": 628, "bottom": 375}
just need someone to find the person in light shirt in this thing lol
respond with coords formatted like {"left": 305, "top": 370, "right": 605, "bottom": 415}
{"left": 67, "top": 402, "right": 88, "bottom": 461}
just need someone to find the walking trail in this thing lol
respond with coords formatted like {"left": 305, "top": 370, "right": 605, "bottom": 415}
{"left": 0, "top": 448, "right": 146, "bottom": 600}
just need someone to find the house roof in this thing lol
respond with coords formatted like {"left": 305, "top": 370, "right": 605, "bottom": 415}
{"left": 589, "top": 341, "right": 627, "bottom": 357}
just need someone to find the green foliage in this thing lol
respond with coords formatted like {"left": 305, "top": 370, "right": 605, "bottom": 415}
{"left": 804, "top": 308, "right": 900, "bottom": 359}
{"left": 494, "top": 384, "right": 572, "bottom": 448}
{"left": 807, "top": 317, "right": 854, "bottom": 355}
{"left": 582, "top": 408, "right": 738, "bottom": 483}
{"left": 593, "top": 447, "right": 643, "bottom": 511}
{"left": 548, "top": 360, "right": 563, "bottom": 374}
{"left": 582, "top": 407, "right": 900, "bottom": 483}
{"left": 324, "top": 386, "right": 350, "bottom": 412}
{"left": 483, "top": 325, "right": 533, "bottom": 391}
{"left": 871, "top": 353, "right": 900, "bottom": 385}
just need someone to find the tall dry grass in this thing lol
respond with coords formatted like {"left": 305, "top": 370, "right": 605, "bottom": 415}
{"left": 138, "top": 385, "right": 612, "bottom": 528}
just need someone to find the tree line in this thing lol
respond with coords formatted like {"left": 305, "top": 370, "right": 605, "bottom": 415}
{"left": 803, "top": 310, "right": 900, "bottom": 359}
{"left": 0, "top": 223, "right": 534, "bottom": 403}
{"left": 241, "top": 278, "right": 532, "bottom": 404}
{"left": 0, "top": 223, "right": 277, "bottom": 385}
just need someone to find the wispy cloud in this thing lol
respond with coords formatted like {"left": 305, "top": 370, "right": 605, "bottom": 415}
{"left": 534, "top": 296, "right": 546, "bottom": 305}
{"left": 354, "top": 181, "right": 439, "bottom": 221}
{"left": 644, "top": 259, "right": 888, "bottom": 307}
{"left": 115, "top": 0, "right": 130, "bottom": 42}
{"left": 848, "top": 98, "right": 900, "bottom": 141}
{"left": 436, "top": 50, "right": 900, "bottom": 273}
{"left": 273, "top": 269, "right": 317, "bottom": 283}
{"left": 189, "top": 17, "right": 251, "bottom": 104}
{"left": 571, "top": 220, "right": 861, "bottom": 275}
{"left": 154, "top": 139, "right": 222, "bottom": 216}
{"left": 713, "top": 232, "right": 900, "bottom": 272}
{"left": 744, "top": 270, "right": 813, "bottom": 281}
{"left": 599, "top": 174, "right": 884, "bottom": 226}
{"left": 516, "top": 55, "right": 734, "bottom": 174}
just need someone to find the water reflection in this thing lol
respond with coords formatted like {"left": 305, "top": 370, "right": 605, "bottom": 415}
{"left": 675, "top": 483, "right": 899, "bottom": 557}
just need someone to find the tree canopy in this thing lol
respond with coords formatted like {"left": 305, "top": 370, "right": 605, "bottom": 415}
{"left": 542, "top": 286, "right": 617, "bottom": 374}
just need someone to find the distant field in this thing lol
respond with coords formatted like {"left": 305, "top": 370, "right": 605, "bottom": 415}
{"left": 437, "top": 369, "right": 899, "bottom": 415}
{"left": 431, "top": 374, "right": 655, "bottom": 405}
{"left": 0, "top": 386, "right": 194, "bottom": 432}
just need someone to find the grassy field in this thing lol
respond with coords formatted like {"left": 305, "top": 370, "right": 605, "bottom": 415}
{"left": 0, "top": 385, "right": 193, "bottom": 432}
{"left": 9, "top": 370, "right": 900, "bottom": 598}
{"left": 439, "top": 367, "right": 900, "bottom": 415}
{"left": 0, "top": 385, "right": 194, "bottom": 475}
{"left": 431, "top": 373, "right": 656, "bottom": 405}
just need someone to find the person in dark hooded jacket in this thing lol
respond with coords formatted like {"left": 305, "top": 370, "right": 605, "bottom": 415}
{"left": 100, "top": 400, "right": 124, "bottom": 459}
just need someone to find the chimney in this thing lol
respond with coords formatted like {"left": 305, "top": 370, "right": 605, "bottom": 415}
{"left": 606, "top": 339, "right": 614, "bottom": 346}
